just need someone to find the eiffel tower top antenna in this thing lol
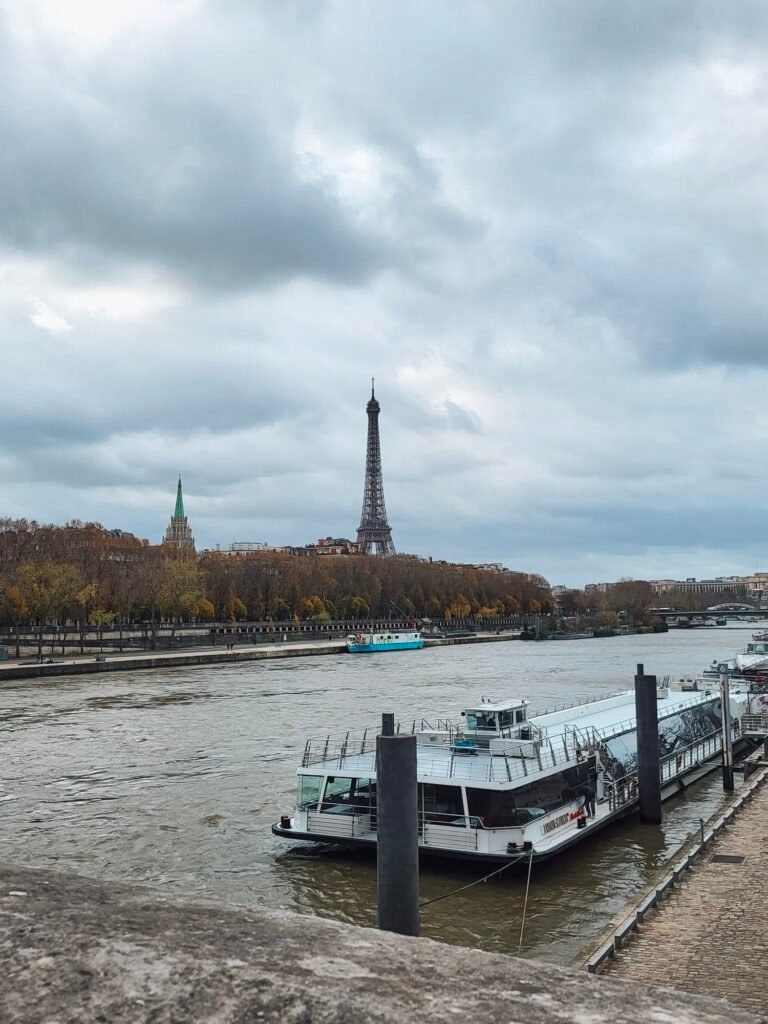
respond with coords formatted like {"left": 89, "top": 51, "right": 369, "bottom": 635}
{"left": 356, "top": 381, "right": 396, "bottom": 556}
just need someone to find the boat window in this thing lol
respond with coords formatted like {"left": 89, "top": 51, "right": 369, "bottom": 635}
{"left": 298, "top": 776, "right": 322, "bottom": 808}
{"left": 471, "top": 714, "right": 497, "bottom": 731}
{"left": 321, "top": 777, "right": 376, "bottom": 813}
{"left": 466, "top": 765, "right": 589, "bottom": 826}
{"left": 465, "top": 713, "right": 478, "bottom": 730}
{"left": 498, "top": 711, "right": 512, "bottom": 728}
{"left": 515, "top": 709, "right": 526, "bottom": 724}
{"left": 421, "top": 783, "right": 464, "bottom": 823}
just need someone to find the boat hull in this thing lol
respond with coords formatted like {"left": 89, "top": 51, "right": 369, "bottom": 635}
{"left": 270, "top": 816, "right": 630, "bottom": 865}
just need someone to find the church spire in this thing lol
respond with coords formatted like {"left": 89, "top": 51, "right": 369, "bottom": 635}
{"left": 174, "top": 476, "right": 185, "bottom": 519}
{"left": 164, "top": 477, "right": 195, "bottom": 551}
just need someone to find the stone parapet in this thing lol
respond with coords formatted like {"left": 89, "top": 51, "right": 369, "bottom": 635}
{"left": 0, "top": 864, "right": 758, "bottom": 1024}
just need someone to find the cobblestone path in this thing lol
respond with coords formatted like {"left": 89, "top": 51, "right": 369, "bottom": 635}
{"left": 601, "top": 775, "right": 768, "bottom": 1019}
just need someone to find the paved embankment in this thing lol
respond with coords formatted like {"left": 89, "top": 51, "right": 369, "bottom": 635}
{"left": 594, "top": 767, "right": 768, "bottom": 1019}
{"left": 0, "top": 632, "right": 519, "bottom": 683}
{"left": 0, "top": 863, "right": 759, "bottom": 1024}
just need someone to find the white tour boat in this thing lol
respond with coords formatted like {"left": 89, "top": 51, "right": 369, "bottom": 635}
{"left": 272, "top": 679, "right": 760, "bottom": 864}
{"left": 346, "top": 629, "right": 424, "bottom": 653}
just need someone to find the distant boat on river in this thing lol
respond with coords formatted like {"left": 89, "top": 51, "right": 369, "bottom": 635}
{"left": 549, "top": 631, "right": 594, "bottom": 640}
{"left": 346, "top": 629, "right": 424, "bottom": 653}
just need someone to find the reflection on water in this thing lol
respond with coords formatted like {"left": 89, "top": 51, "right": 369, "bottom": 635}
{"left": 0, "top": 627, "right": 756, "bottom": 964}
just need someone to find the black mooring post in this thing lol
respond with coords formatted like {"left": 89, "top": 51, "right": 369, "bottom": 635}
{"left": 720, "top": 673, "right": 734, "bottom": 792}
{"left": 634, "top": 663, "right": 662, "bottom": 824}
{"left": 377, "top": 714, "right": 419, "bottom": 936}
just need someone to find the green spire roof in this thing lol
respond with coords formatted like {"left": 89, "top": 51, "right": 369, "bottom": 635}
{"left": 174, "top": 476, "right": 185, "bottom": 519}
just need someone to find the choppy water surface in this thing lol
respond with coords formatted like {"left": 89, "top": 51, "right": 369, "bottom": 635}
{"left": 0, "top": 627, "right": 758, "bottom": 964}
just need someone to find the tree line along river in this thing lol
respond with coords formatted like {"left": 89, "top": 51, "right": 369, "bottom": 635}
{"left": 0, "top": 625, "right": 756, "bottom": 965}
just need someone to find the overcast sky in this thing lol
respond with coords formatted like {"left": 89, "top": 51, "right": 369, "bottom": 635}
{"left": 2, "top": 1, "right": 768, "bottom": 587}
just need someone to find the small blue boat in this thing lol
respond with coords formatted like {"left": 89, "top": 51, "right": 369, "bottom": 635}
{"left": 346, "top": 629, "right": 424, "bottom": 653}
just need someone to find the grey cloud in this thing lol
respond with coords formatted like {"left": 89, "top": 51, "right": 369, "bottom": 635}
{"left": 442, "top": 400, "right": 483, "bottom": 435}
{"left": 0, "top": 28, "right": 390, "bottom": 291}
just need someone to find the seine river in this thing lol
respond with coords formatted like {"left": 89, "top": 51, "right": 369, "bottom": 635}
{"left": 0, "top": 625, "right": 758, "bottom": 965}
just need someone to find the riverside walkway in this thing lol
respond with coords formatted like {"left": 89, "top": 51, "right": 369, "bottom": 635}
{"left": 598, "top": 772, "right": 768, "bottom": 1018}
{"left": 0, "top": 631, "right": 519, "bottom": 683}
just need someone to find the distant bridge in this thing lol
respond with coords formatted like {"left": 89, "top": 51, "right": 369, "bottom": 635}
{"left": 652, "top": 607, "right": 765, "bottom": 620}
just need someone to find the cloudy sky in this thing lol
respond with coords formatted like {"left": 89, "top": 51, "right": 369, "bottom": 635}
{"left": 2, "top": 1, "right": 768, "bottom": 587}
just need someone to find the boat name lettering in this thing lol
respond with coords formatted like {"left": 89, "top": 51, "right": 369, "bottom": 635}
{"left": 542, "top": 813, "right": 570, "bottom": 835}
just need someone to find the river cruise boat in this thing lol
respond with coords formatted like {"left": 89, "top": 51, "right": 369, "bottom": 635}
{"left": 346, "top": 630, "right": 424, "bottom": 653}
{"left": 273, "top": 681, "right": 757, "bottom": 864}
{"left": 735, "top": 640, "right": 768, "bottom": 677}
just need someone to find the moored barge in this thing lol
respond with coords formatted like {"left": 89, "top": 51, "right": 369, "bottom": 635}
{"left": 273, "top": 680, "right": 758, "bottom": 864}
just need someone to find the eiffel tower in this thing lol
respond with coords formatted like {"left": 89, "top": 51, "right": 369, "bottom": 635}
{"left": 356, "top": 380, "right": 396, "bottom": 556}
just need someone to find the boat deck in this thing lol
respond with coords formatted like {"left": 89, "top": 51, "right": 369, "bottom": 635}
{"left": 531, "top": 688, "right": 718, "bottom": 741}
{"left": 301, "top": 688, "right": 729, "bottom": 787}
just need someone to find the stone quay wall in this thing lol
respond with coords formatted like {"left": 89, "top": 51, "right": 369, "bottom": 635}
{"left": 0, "top": 632, "right": 517, "bottom": 683}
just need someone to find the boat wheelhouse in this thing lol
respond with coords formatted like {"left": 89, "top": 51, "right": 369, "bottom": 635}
{"left": 346, "top": 630, "right": 424, "bottom": 653}
{"left": 273, "top": 682, "right": 756, "bottom": 864}
{"left": 735, "top": 640, "right": 768, "bottom": 677}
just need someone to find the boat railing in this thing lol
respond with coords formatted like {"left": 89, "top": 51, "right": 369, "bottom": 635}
{"left": 301, "top": 719, "right": 467, "bottom": 767}
{"left": 658, "top": 730, "right": 725, "bottom": 782}
{"left": 739, "top": 713, "right": 768, "bottom": 735}
{"left": 300, "top": 689, "right": 711, "bottom": 768}
{"left": 602, "top": 771, "right": 639, "bottom": 811}
{"left": 302, "top": 730, "right": 379, "bottom": 768}
{"left": 417, "top": 718, "right": 462, "bottom": 733}
{"left": 532, "top": 689, "right": 628, "bottom": 718}
{"left": 303, "top": 721, "right": 591, "bottom": 782}
{"left": 306, "top": 806, "right": 484, "bottom": 848}
{"left": 602, "top": 728, "right": 729, "bottom": 812}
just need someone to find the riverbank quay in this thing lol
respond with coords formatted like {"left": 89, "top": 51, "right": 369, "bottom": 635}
{"left": 0, "top": 631, "right": 521, "bottom": 683}
{"left": 587, "top": 764, "right": 768, "bottom": 1018}
{"left": 0, "top": 864, "right": 758, "bottom": 1024}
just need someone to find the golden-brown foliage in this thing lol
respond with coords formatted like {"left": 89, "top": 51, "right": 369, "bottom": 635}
{"left": 0, "top": 519, "right": 551, "bottom": 624}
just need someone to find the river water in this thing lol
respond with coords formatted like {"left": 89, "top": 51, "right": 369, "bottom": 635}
{"left": 0, "top": 625, "right": 759, "bottom": 965}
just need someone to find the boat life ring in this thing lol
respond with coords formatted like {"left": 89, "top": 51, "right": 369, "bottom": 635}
{"left": 759, "top": 695, "right": 768, "bottom": 708}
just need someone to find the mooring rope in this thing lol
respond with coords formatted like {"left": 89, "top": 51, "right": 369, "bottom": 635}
{"left": 517, "top": 849, "right": 535, "bottom": 952}
{"left": 419, "top": 852, "right": 528, "bottom": 909}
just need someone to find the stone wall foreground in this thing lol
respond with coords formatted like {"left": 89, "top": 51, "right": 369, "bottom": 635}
{"left": 0, "top": 864, "right": 760, "bottom": 1024}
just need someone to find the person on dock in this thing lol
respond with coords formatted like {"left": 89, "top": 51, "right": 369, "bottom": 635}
{"left": 581, "top": 783, "right": 596, "bottom": 818}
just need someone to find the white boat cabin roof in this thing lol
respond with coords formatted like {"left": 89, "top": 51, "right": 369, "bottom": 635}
{"left": 464, "top": 697, "right": 528, "bottom": 715}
